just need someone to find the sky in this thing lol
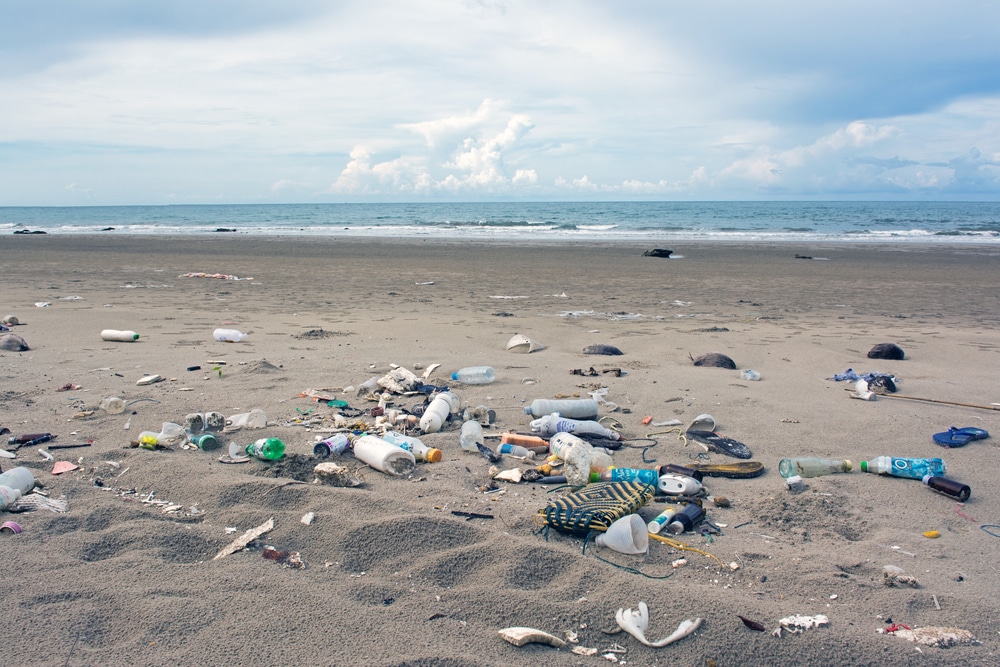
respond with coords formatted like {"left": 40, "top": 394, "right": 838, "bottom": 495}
{"left": 3, "top": 0, "right": 1000, "bottom": 205}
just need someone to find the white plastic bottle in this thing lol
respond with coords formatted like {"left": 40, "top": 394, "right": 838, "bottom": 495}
{"left": 0, "top": 467, "right": 35, "bottom": 511}
{"left": 459, "top": 420, "right": 485, "bottom": 452}
{"left": 419, "top": 391, "right": 459, "bottom": 433}
{"left": 523, "top": 398, "right": 599, "bottom": 420}
{"left": 451, "top": 366, "right": 496, "bottom": 385}
{"left": 352, "top": 434, "right": 416, "bottom": 476}
{"left": 381, "top": 431, "right": 443, "bottom": 462}
{"left": 530, "top": 414, "right": 621, "bottom": 440}
{"left": 100, "top": 329, "right": 140, "bottom": 342}
{"left": 213, "top": 328, "right": 248, "bottom": 342}
{"left": 495, "top": 443, "right": 534, "bottom": 458}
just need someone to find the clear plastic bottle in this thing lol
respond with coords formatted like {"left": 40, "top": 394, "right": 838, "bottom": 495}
{"left": 778, "top": 457, "right": 853, "bottom": 478}
{"left": 213, "top": 328, "right": 248, "bottom": 342}
{"left": 313, "top": 433, "right": 351, "bottom": 458}
{"left": 922, "top": 475, "right": 970, "bottom": 501}
{"left": 859, "top": 456, "right": 944, "bottom": 480}
{"left": 523, "top": 398, "right": 599, "bottom": 419}
{"left": 496, "top": 443, "right": 534, "bottom": 458}
{"left": 451, "top": 366, "right": 496, "bottom": 385}
{"left": 590, "top": 468, "right": 659, "bottom": 485}
{"left": 459, "top": 420, "right": 485, "bottom": 452}
{"left": 245, "top": 437, "right": 285, "bottom": 461}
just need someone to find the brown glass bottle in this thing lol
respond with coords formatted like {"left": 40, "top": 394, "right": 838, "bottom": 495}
{"left": 922, "top": 475, "right": 971, "bottom": 502}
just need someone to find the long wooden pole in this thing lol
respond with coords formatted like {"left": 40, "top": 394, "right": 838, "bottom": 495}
{"left": 883, "top": 393, "right": 1000, "bottom": 411}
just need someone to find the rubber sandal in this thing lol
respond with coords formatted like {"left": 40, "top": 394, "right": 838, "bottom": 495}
{"left": 933, "top": 426, "right": 989, "bottom": 448}
{"left": 688, "top": 461, "right": 765, "bottom": 479}
{"left": 684, "top": 430, "right": 753, "bottom": 459}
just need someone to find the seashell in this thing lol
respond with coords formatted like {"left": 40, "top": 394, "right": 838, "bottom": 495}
{"left": 867, "top": 343, "right": 905, "bottom": 360}
{"left": 498, "top": 626, "right": 567, "bottom": 648}
{"left": 0, "top": 333, "right": 29, "bottom": 351}
{"left": 583, "top": 344, "right": 623, "bottom": 356}
{"left": 136, "top": 374, "right": 164, "bottom": 386}
{"left": 615, "top": 601, "right": 703, "bottom": 647}
{"left": 691, "top": 352, "right": 736, "bottom": 369}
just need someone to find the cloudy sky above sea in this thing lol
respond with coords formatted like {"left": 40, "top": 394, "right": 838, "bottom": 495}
{"left": 3, "top": 1, "right": 1000, "bottom": 205}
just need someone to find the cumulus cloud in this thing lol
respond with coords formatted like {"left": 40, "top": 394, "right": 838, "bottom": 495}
{"left": 330, "top": 103, "right": 537, "bottom": 195}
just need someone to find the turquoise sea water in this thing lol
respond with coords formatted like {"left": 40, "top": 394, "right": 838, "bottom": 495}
{"left": 2, "top": 201, "right": 999, "bottom": 243}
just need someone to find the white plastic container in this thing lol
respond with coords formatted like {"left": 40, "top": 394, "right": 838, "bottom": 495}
{"left": 451, "top": 366, "right": 496, "bottom": 385}
{"left": 352, "top": 435, "right": 416, "bottom": 476}
{"left": 213, "top": 328, "right": 248, "bottom": 342}
{"left": 419, "top": 392, "right": 459, "bottom": 433}
{"left": 99, "top": 396, "right": 125, "bottom": 414}
{"left": 656, "top": 474, "right": 704, "bottom": 495}
{"left": 100, "top": 329, "right": 139, "bottom": 342}
{"left": 459, "top": 420, "right": 484, "bottom": 452}
{"left": 523, "top": 398, "right": 599, "bottom": 419}
{"left": 0, "top": 467, "right": 36, "bottom": 495}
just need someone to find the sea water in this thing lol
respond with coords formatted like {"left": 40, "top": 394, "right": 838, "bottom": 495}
{"left": 1, "top": 201, "right": 999, "bottom": 243}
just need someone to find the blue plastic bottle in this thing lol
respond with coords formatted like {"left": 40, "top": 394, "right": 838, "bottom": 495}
{"left": 860, "top": 456, "right": 944, "bottom": 480}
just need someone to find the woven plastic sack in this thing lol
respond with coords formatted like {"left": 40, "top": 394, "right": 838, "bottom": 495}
{"left": 539, "top": 481, "right": 655, "bottom": 536}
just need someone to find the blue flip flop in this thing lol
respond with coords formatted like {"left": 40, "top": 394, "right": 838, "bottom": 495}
{"left": 932, "top": 426, "right": 990, "bottom": 448}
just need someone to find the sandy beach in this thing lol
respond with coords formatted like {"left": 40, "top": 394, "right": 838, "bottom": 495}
{"left": 1, "top": 235, "right": 999, "bottom": 667}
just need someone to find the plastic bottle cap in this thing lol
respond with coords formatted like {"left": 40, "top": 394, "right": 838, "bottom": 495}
{"left": 425, "top": 448, "right": 443, "bottom": 463}
{"left": 859, "top": 461, "right": 869, "bottom": 473}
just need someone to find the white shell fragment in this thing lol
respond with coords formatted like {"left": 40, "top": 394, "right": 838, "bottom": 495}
{"left": 498, "top": 626, "right": 567, "bottom": 648}
{"left": 778, "top": 614, "right": 829, "bottom": 633}
{"left": 890, "top": 626, "right": 977, "bottom": 648}
{"left": 615, "top": 601, "right": 703, "bottom": 647}
{"left": 493, "top": 468, "right": 523, "bottom": 483}
{"left": 301, "top": 512, "right": 315, "bottom": 525}
{"left": 213, "top": 517, "right": 274, "bottom": 560}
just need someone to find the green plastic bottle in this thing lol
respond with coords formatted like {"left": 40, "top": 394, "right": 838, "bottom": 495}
{"left": 246, "top": 437, "right": 285, "bottom": 461}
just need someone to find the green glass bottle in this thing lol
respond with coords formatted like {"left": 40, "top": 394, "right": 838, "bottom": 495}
{"left": 246, "top": 437, "right": 285, "bottom": 461}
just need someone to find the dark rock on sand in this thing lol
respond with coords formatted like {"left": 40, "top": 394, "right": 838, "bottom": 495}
{"left": 13, "top": 229, "right": 46, "bottom": 235}
{"left": 691, "top": 352, "right": 736, "bottom": 369}
{"left": 0, "top": 333, "right": 30, "bottom": 351}
{"left": 643, "top": 248, "right": 673, "bottom": 258}
{"left": 583, "top": 344, "right": 624, "bottom": 356}
{"left": 867, "top": 343, "right": 905, "bottom": 360}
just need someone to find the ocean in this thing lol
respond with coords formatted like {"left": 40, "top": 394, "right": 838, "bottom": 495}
{"left": 2, "top": 201, "right": 999, "bottom": 243}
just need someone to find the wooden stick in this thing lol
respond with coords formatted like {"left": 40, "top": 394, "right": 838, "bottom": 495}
{"left": 883, "top": 394, "right": 1000, "bottom": 411}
